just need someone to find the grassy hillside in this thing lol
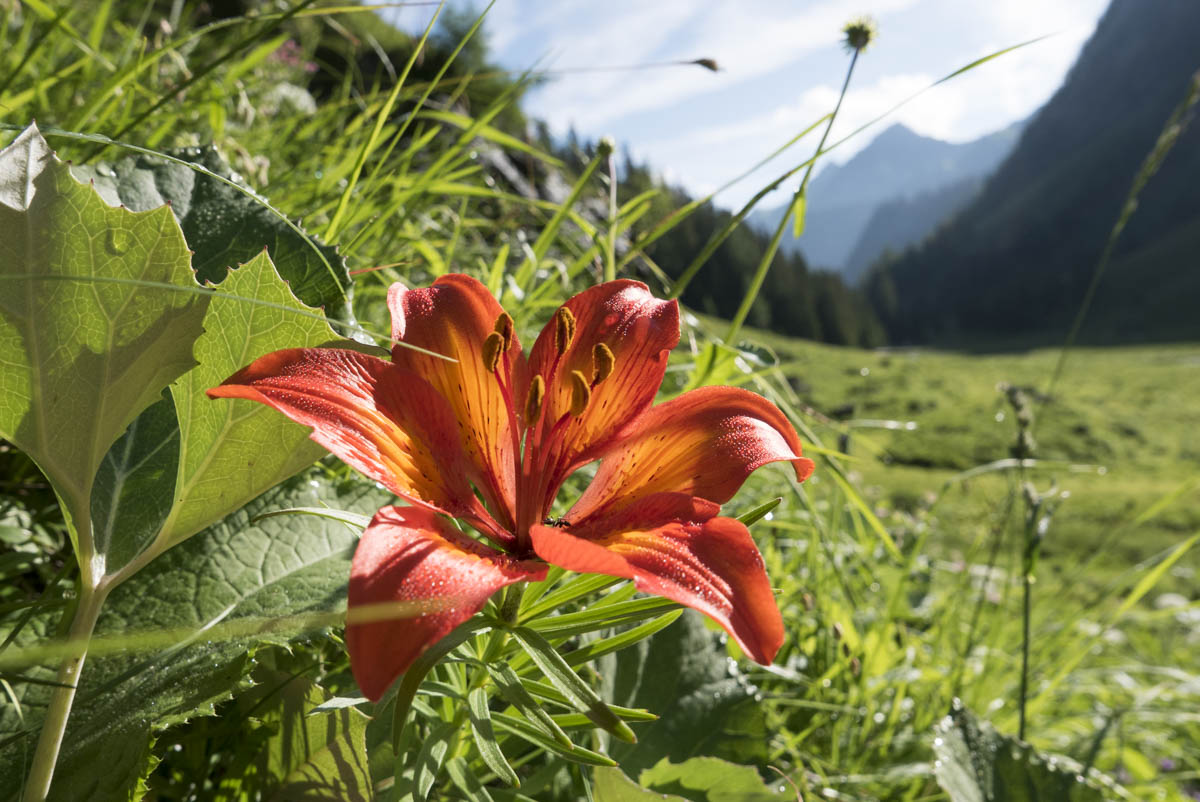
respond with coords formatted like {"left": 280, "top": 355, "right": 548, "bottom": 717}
{"left": 720, "top": 324, "right": 1200, "bottom": 588}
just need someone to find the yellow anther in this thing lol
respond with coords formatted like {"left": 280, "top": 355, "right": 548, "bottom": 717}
{"left": 568, "top": 370, "right": 591, "bottom": 416}
{"left": 481, "top": 332, "right": 504, "bottom": 372}
{"left": 493, "top": 312, "right": 514, "bottom": 351}
{"left": 554, "top": 307, "right": 576, "bottom": 355}
{"left": 591, "top": 343, "right": 615, "bottom": 384}
{"left": 525, "top": 375, "right": 545, "bottom": 423}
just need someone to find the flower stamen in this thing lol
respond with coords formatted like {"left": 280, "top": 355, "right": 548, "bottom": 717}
{"left": 591, "top": 343, "right": 614, "bottom": 385}
{"left": 493, "top": 312, "right": 514, "bottom": 351}
{"left": 481, "top": 332, "right": 504, "bottom": 372}
{"left": 568, "top": 370, "right": 591, "bottom": 416}
{"left": 554, "top": 307, "right": 576, "bottom": 355}
{"left": 525, "top": 374, "right": 545, "bottom": 423}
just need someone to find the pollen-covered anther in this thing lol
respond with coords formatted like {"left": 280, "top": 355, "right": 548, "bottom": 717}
{"left": 591, "top": 343, "right": 615, "bottom": 384}
{"left": 493, "top": 312, "right": 514, "bottom": 351}
{"left": 568, "top": 370, "right": 591, "bottom": 416}
{"left": 525, "top": 375, "right": 546, "bottom": 422}
{"left": 554, "top": 307, "right": 576, "bottom": 355}
{"left": 481, "top": 332, "right": 504, "bottom": 372}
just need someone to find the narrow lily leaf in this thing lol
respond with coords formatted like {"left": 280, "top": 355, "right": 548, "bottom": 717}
{"left": 601, "top": 613, "right": 770, "bottom": 775}
{"left": 487, "top": 663, "right": 573, "bottom": 748}
{"left": 562, "top": 610, "right": 683, "bottom": 667}
{"left": 446, "top": 755, "right": 497, "bottom": 802}
{"left": 519, "top": 573, "right": 623, "bottom": 621}
{"left": 412, "top": 721, "right": 456, "bottom": 802}
{"left": 509, "top": 627, "right": 636, "bottom": 744}
{"left": 737, "top": 498, "right": 782, "bottom": 527}
{"left": 391, "top": 619, "right": 494, "bottom": 754}
{"left": 490, "top": 712, "right": 617, "bottom": 767}
{"left": 159, "top": 251, "right": 343, "bottom": 545}
{"left": 526, "top": 597, "right": 682, "bottom": 640}
{"left": 0, "top": 124, "right": 208, "bottom": 545}
{"left": 467, "top": 687, "right": 520, "bottom": 787}
{"left": 516, "top": 681, "right": 657, "bottom": 723}
{"left": 551, "top": 710, "right": 659, "bottom": 728}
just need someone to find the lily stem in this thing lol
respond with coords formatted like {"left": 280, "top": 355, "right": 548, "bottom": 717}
{"left": 21, "top": 583, "right": 107, "bottom": 802}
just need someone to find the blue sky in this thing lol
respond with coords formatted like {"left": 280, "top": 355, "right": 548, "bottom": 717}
{"left": 390, "top": 1, "right": 1110, "bottom": 208}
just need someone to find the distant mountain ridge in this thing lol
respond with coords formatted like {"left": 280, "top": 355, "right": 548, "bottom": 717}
{"left": 865, "top": 0, "right": 1200, "bottom": 346}
{"left": 748, "top": 121, "right": 1022, "bottom": 277}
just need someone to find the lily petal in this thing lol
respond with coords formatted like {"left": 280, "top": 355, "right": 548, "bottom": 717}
{"left": 524, "top": 281, "right": 679, "bottom": 503}
{"left": 388, "top": 274, "right": 522, "bottom": 528}
{"left": 568, "top": 386, "right": 815, "bottom": 522}
{"left": 348, "top": 506, "right": 547, "bottom": 701}
{"left": 208, "top": 348, "right": 498, "bottom": 532}
{"left": 530, "top": 493, "right": 784, "bottom": 664}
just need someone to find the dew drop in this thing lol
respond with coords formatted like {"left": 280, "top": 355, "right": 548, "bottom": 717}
{"left": 106, "top": 227, "right": 129, "bottom": 255}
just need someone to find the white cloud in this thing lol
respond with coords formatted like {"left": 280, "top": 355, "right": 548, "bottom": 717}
{"left": 492, "top": 0, "right": 920, "bottom": 130}
{"left": 394, "top": 0, "right": 1111, "bottom": 209}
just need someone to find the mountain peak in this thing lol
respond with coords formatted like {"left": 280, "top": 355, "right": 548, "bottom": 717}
{"left": 873, "top": 123, "right": 922, "bottom": 145}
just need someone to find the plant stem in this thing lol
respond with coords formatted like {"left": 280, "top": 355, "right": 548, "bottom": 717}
{"left": 724, "top": 47, "right": 860, "bottom": 344}
{"left": 21, "top": 584, "right": 107, "bottom": 802}
{"left": 1019, "top": 571, "right": 1032, "bottom": 741}
{"left": 604, "top": 147, "right": 619, "bottom": 283}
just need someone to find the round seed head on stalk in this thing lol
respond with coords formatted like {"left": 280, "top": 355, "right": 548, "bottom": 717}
{"left": 842, "top": 16, "right": 877, "bottom": 53}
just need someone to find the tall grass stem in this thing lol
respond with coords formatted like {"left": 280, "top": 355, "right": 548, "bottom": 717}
{"left": 723, "top": 48, "right": 859, "bottom": 344}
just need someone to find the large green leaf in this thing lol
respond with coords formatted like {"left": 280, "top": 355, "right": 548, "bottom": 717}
{"left": 592, "top": 767, "right": 687, "bottom": 802}
{"left": 215, "top": 667, "right": 371, "bottom": 802}
{"left": 158, "top": 250, "right": 353, "bottom": 545}
{"left": 0, "top": 124, "right": 208, "bottom": 548}
{"left": 0, "top": 476, "right": 389, "bottom": 802}
{"left": 72, "top": 145, "right": 353, "bottom": 322}
{"left": 601, "top": 613, "right": 768, "bottom": 775}
{"left": 638, "top": 757, "right": 789, "bottom": 801}
{"left": 932, "top": 700, "right": 1128, "bottom": 802}
{"left": 88, "top": 393, "right": 180, "bottom": 576}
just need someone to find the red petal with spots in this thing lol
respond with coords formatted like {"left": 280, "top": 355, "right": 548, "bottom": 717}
{"left": 569, "top": 386, "right": 815, "bottom": 522}
{"left": 347, "top": 506, "right": 547, "bottom": 701}
{"left": 522, "top": 281, "right": 679, "bottom": 514}
{"left": 530, "top": 493, "right": 784, "bottom": 664}
{"left": 388, "top": 275, "right": 523, "bottom": 529}
{"left": 207, "top": 347, "right": 503, "bottom": 537}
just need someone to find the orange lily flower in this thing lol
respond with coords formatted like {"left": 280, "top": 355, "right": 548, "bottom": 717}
{"left": 208, "top": 276, "right": 814, "bottom": 700}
